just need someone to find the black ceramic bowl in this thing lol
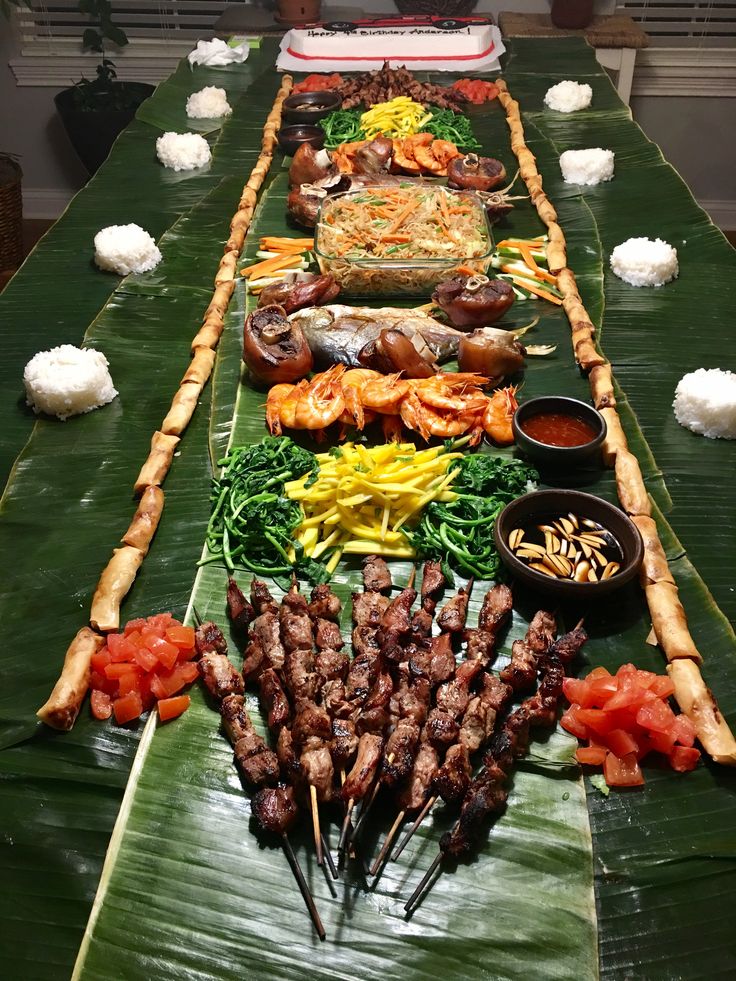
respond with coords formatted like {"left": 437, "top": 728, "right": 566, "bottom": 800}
{"left": 282, "top": 90, "right": 342, "bottom": 124}
{"left": 277, "top": 124, "right": 326, "bottom": 157}
{"left": 495, "top": 488, "right": 643, "bottom": 598}
{"left": 512, "top": 396, "right": 606, "bottom": 468}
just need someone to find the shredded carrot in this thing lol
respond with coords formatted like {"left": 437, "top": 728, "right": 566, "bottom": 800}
{"left": 519, "top": 243, "right": 540, "bottom": 273}
{"left": 439, "top": 192, "right": 451, "bottom": 227}
{"left": 496, "top": 238, "right": 547, "bottom": 249}
{"left": 456, "top": 264, "right": 480, "bottom": 276}
{"left": 388, "top": 200, "right": 417, "bottom": 235}
{"left": 382, "top": 234, "right": 411, "bottom": 244}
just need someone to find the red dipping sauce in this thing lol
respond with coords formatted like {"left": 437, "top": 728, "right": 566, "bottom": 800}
{"left": 520, "top": 412, "right": 598, "bottom": 447}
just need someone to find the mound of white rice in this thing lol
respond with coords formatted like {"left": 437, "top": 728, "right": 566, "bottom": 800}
{"left": 673, "top": 368, "right": 736, "bottom": 440}
{"left": 609, "top": 237, "right": 679, "bottom": 288}
{"left": 186, "top": 86, "right": 232, "bottom": 119}
{"left": 94, "top": 223, "right": 162, "bottom": 276}
{"left": 24, "top": 345, "right": 118, "bottom": 421}
{"left": 156, "top": 131, "right": 211, "bottom": 171}
{"left": 560, "top": 148, "right": 614, "bottom": 186}
{"left": 544, "top": 80, "right": 592, "bottom": 113}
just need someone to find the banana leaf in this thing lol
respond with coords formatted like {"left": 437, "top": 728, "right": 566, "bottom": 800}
{"left": 0, "top": 36, "right": 735, "bottom": 980}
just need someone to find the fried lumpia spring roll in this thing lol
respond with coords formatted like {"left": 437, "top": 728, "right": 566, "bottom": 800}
{"left": 122, "top": 485, "right": 164, "bottom": 554}
{"left": 589, "top": 363, "right": 616, "bottom": 410}
{"left": 133, "top": 431, "right": 180, "bottom": 495}
{"left": 645, "top": 580, "right": 702, "bottom": 663}
{"left": 181, "top": 346, "right": 216, "bottom": 387}
{"left": 632, "top": 515, "right": 675, "bottom": 586}
{"left": 191, "top": 313, "right": 226, "bottom": 351}
{"left": 615, "top": 449, "right": 651, "bottom": 517}
{"left": 37, "top": 627, "right": 105, "bottom": 731}
{"left": 161, "top": 385, "right": 201, "bottom": 437}
{"left": 600, "top": 407, "right": 628, "bottom": 467}
{"left": 90, "top": 545, "right": 145, "bottom": 632}
{"left": 668, "top": 658, "right": 736, "bottom": 765}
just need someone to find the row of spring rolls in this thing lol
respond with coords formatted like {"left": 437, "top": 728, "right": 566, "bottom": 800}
{"left": 36, "top": 75, "right": 295, "bottom": 731}
{"left": 495, "top": 78, "right": 736, "bottom": 765}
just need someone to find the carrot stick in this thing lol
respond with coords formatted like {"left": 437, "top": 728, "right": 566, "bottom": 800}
{"left": 383, "top": 234, "right": 411, "bottom": 244}
{"left": 240, "top": 253, "right": 304, "bottom": 278}
{"left": 388, "top": 201, "right": 416, "bottom": 234}
{"left": 496, "top": 238, "right": 547, "bottom": 249}
{"left": 519, "top": 243, "right": 540, "bottom": 273}
{"left": 510, "top": 277, "right": 563, "bottom": 305}
{"left": 499, "top": 263, "right": 558, "bottom": 287}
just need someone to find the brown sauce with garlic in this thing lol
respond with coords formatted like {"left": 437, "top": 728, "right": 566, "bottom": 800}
{"left": 521, "top": 412, "right": 597, "bottom": 447}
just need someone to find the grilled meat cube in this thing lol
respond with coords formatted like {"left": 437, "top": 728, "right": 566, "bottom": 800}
{"left": 342, "top": 732, "right": 384, "bottom": 800}
{"left": 425, "top": 708, "right": 460, "bottom": 749}
{"left": 322, "top": 679, "right": 352, "bottom": 719}
{"left": 251, "top": 579, "right": 279, "bottom": 615}
{"left": 440, "top": 765, "right": 509, "bottom": 858}
{"left": 251, "top": 785, "right": 298, "bottom": 835}
{"left": 526, "top": 610, "right": 557, "bottom": 654}
{"left": 434, "top": 743, "right": 472, "bottom": 804}
{"left": 292, "top": 699, "right": 332, "bottom": 747}
{"left": 357, "top": 705, "right": 392, "bottom": 735}
{"left": 346, "top": 650, "right": 379, "bottom": 702}
{"left": 236, "top": 745, "right": 281, "bottom": 787}
{"left": 308, "top": 583, "right": 342, "bottom": 621}
{"left": 226, "top": 577, "right": 254, "bottom": 633}
{"left": 437, "top": 584, "right": 472, "bottom": 634}
{"left": 277, "top": 727, "right": 302, "bottom": 782}
{"left": 352, "top": 623, "right": 382, "bottom": 659}
{"left": 477, "top": 584, "right": 513, "bottom": 636}
{"left": 315, "top": 648, "right": 349, "bottom": 683}
{"left": 279, "top": 607, "right": 314, "bottom": 653}
{"left": 331, "top": 717, "right": 359, "bottom": 766}
{"left": 500, "top": 639, "right": 539, "bottom": 693}
{"left": 410, "top": 608, "right": 433, "bottom": 640}
{"left": 300, "top": 745, "right": 334, "bottom": 801}
{"left": 364, "top": 669, "right": 393, "bottom": 711}
{"left": 421, "top": 559, "right": 445, "bottom": 605}
{"left": 352, "top": 591, "right": 390, "bottom": 627}
{"left": 382, "top": 719, "right": 421, "bottom": 789}
{"left": 195, "top": 621, "right": 228, "bottom": 657}
{"left": 242, "top": 636, "right": 266, "bottom": 682}
{"left": 251, "top": 611, "right": 285, "bottom": 672}
{"left": 220, "top": 694, "right": 253, "bottom": 745}
{"left": 233, "top": 728, "right": 267, "bottom": 760}
{"left": 380, "top": 587, "right": 417, "bottom": 640}
{"left": 548, "top": 625, "right": 588, "bottom": 665}
{"left": 465, "top": 630, "right": 493, "bottom": 665}
{"left": 282, "top": 584, "right": 309, "bottom": 614}
{"left": 410, "top": 633, "right": 456, "bottom": 685}
{"left": 459, "top": 673, "right": 512, "bottom": 752}
{"left": 314, "top": 618, "right": 344, "bottom": 651}
{"left": 396, "top": 677, "right": 431, "bottom": 725}
{"left": 435, "top": 659, "right": 483, "bottom": 717}
{"left": 199, "top": 651, "right": 244, "bottom": 701}
{"left": 259, "top": 667, "right": 291, "bottom": 730}
{"left": 398, "top": 738, "right": 439, "bottom": 812}
{"left": 284, "top": 648, "right": 317, "bottom": 701}
{"left": 362, "top": 555, "right": 392, "bottom": 593}
{"left": 524, "top": 656, "right": 565, "bottom": 728}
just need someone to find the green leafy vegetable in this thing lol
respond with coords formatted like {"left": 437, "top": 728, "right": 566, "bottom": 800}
{"left": 201, "top": 436, "right": 316, "bottom": 576}
{"left": 319, "top": 108, "right": 365, "bottom": 149}
{"left": 423, "top": 107, "right": 482, "bottom": 150}
{"left": 407, "top": 454, "right": 538, "bottom": 580}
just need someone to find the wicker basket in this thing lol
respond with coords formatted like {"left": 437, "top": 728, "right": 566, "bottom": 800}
{"left": 394, "top": 0, "right": 479, "bottom": 15}
{"left": 0, "top": 155, "right": 23, "bottom": 273}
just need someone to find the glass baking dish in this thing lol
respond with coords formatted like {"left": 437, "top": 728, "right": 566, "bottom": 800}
{"left": 314, "top": 183, "right": 494, "bottom": 297}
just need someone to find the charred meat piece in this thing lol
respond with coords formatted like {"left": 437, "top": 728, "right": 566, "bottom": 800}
{"left": 259, "top": 667, "right": 291, "bottom": 731}
{"left": 362, "top": 554, "right": 392, "bottom": 594}
{"left": 308, "top": 583, "right": 342, "bottom": 622}
{"left": 300, "top": 745, "right": 334, "bottom": 802}
{"left": 227, "top": 578, "right": 254, "bottom": 633}
{"left": 322, "top": 679, "right": 352, "bottom": 719}
{"left": 548, "top": 624, "right": 588, "bottom": 666}
{"left": 195, "top": 621, "right": 228, "bottom": 658}
{"left": 433, "top": 275, "right": 515, "bottom": 330}
{"left": 277, "top": 727, "right": 302, "bottom": 782}
{"left": 500, "top": 610, "right": 555, "bottom": 693}
{"left": 434, "top": 743, "right": 472, "bottom": 804}
{"left": 458, "top": 673, "right": 512, "bottom": 752}
{"left": 380, "top": 587, "right": 417, "bottom": 641}
{"left": 440, "top": 764, "right": 509, "bottom": 858}
{"left": 220, "top": 694, "right": 253, "bottom": 745}
{"left": 446, "top": 153, "right": 507, "bottom": 193}
{"left": 251, "top": 579, "right": 279, "bottom": 616}
{"left": 398, "top": 738, "right": 440, "bottom": 812}
{"left": 352, "top": 591, "right": 391, "bottom": 628}
{"left": 342, "top": 732, "right": 384, "bottom": 800}
{"left": 251, "top": 785, "right": 299, "bottom": 835}
{"left": 242, "top": 637, "right": 266, "bottom": 683}
{"left": 478, "top": 584, "right": 514, "bottom": 636}
{"left": 352, "top": 624, "right": 382, "bottom": 660}
{"left": 236, "top": 744, "right": 281, "bottom": 787}
{"left": 382, "top": 719, "right": 421, "bottom": 789}
{"left": 280, "top": 607, "right": 314, "bottom": 653}
{"left": 315, "top": 647, "right": 349, "bottom": 683}
{"left": 284, "top": 650, "right": 319, "bottom": 703}
{"left": 395, "top": 677, "right": 431, "bottom": 726}
{"left": 291, "top": 699, "right": 332, "bottom": 748}
{"left": 357, "top": 706, "right": 392, "bottom": 735}
{"left": 425, "top": 708, "right": 460, "bottom": 749}
{"left": 420, "top": 560, "right": 445, "bottom": 609}
{"left": 437, "top": 583, "right": 472, "bottom": 634}
{"left": 314, "top": 618, "right": 344, "bottom": 652}
{"left": 331, "top": 717, "right": 359, "bottom": 766}
{"left": 199, "top": 652, "right": 244, "bottom": 701}
{"left": 435, "top": 659, "right": 483, "bottom": 717}
{"left": 363, "top": 669, "right": 393, "bottom": 712}
{"left": 409, "top": 634, "right": 455, "bottom": 686}
{"left": 410, "top": 608, "right": 433, "bottom": 640}
{"left": 250, "top": 611, "right": 285, "bottom": 672}
{"left": 527, "top": 610, "right": 557, "bottom": 652}
{"left": 346, "top": 649, "right": 379, "bottom": 703}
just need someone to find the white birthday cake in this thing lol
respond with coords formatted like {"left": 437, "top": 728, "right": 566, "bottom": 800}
{"left": 277, "top": 20, "right": 504, "bottom": 72}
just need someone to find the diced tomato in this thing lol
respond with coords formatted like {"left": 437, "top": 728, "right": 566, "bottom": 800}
{"left": 125, "top": 630, "right": 147, "bottom": 651}
{"left": 107, "top": 633, "right": 136, "bottom": 662}
{"left": 563, "top": 677, "right": 590, "bottom": 706}
{"left": 165, "top": 625, "right": 195, "bottom": 650}
{"left": 587, "top": 667, "right": 612, "bottom": 680}
{"left": 113, "top": 691, "right": 143, "bottom": 725}
{"left": 670, "top": 746, "right": 701, "bottom": 772}
{"left": 158, "top": 694, "right": 191, "bottom": 722}
{"left": 124, "top": 618, "right": 147, "bottom": 636}
{"left": 587, "top": 675, "right": 619, "bottom": 704}
{"left": 672, "top": 714, "right": 697, "bottom": 747}
{"left": 90, "top": 669, "right": 117, "bottom": 696}
{"left": 605, "top": 728, "right": 639, "bottom": 759}
{"left": 603, "top": 673, "right": 646, "bottom": 711}
{"left": 90, "top": 648, "right": 112, "bottom": 673}
{"left": 576, "top": 708, "right": 616, "bottom": 736}
{"left": 176, "top": 662, "right": 199, "bottom": 685}
{"left": 148, "top": 612, "right": 175, "bottom": 634}
{"left": 576, "top": 745, "right": 607, "bottom": 765}
{"left": 650, "top": 676, "right": 675, "bottom": 698}
{"left": 104, "top": 661, "right": 142, "bottom": 681}
{"left": 149, "top": 674, "right": 167, "bottom": 701}
{"left": 133, "top": 646, "right": 159, "bottom": 673}
{"left": 118, "top": 672, "right": 141, "bottom": 697}
{"left": 90, "top": 689, "right": 112, "bottom": 720}
{"left": 604, "top": 752, "right": 645, "bottom": 787}
{"left": 147, "top": 636, "right": 180, "bottom": 670}
{"left": 560, "top": 705, "right": 588, "bottom": 740}
{"left": 636, "top": 699, "right": 677, "bottom": 733}
{"left": 153, "top": 662, "right": 199, "bottom": 698}
{"left": 641, "top": 728, "right": 677, "bottom": 756}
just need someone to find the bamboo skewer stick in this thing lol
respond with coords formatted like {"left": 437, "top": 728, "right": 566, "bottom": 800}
{"left": 338, "top": 799, "right": 356, "bottom": 857}
{"left": 281, "top": 833, "right": 326, "bottom": 941}
{"left": 404, "top": 851, "right": 444, "bottom": 915}
{"left": 391, "top": 795, "right": 436, "bottom": 862}
{"left": 370, "top": 809, "right": 405, "bottom": 878}
{"left": 310, "top": 784, "right": 323, "bottom": 866}
{"left": 321, "top": 833, "right": 339, "bottom": 880}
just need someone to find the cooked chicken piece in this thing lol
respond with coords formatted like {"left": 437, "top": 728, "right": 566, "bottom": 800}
{"left": 342, "top": 732, "right": 384, "bottom": 800}
{"left": 434, "top": 743, "right": 472, "bottom": 804}
{"left": 251, "top": 786, "right": 298, "bottom": 835}
{"left": 259, "top": 667, "right": 291, "bottom": 730}
{"left": 195, "top": 621, "right": 228, "bottom": 657}
{"left": 398, "top": 738, "right": 439, "bottom": 812}
{"left": 308, "top": 583, "right": 342, "bottom": 621}
{"left": 199, "top": 651, "right": 244, "bottom": 701}
{"left": 250, "top": 611, "right": 285, "bottom": 671}
{"left": 315, "top": 647, "right": 349, "bottom": 683}
{"left": 226, "top": 577, "right": 254, "bottom": 633}
{"left": 425, "top": 708, "right": 460, "bottom": 749}
{"left": 362, "top": 554, "right": 392, "bottom": 593}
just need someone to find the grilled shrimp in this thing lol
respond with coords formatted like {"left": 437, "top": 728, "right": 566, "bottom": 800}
{"left": 482, "top": 385, "right": 518, "bottom": 445}
{"left": 400, "top": 391, "right": 481, "bottom": 441}
{"left": 293, "top": 364, "right": 346, "bottom": 430}
{"left": 341, "top": 368, "right": 382, "bottom": 428}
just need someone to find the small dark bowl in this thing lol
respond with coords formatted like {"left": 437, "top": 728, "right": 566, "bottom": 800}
{"left": 282, "top": 90, "right": 342, "bottom": 124}
{"left": 495, "top": 488, "right": 643, "bottom": 599}
{"left": 512, "top": 396, "right": 606, "bottom": 468}
{"left": 277, "top": 124, "right": 326, "bottom": 157}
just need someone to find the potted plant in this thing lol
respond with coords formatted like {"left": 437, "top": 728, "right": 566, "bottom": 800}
{"left": 53, "top": 0, "right": 154, "bottom": 174}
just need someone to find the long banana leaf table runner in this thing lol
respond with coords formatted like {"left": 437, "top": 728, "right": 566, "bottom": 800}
{"left": 0, "top": 37, "right": 734, "bottom": 980}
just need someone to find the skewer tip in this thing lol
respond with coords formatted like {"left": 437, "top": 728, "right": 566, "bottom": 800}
{"left": 404, "top": 850, "right": 444, "bottom": 915}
